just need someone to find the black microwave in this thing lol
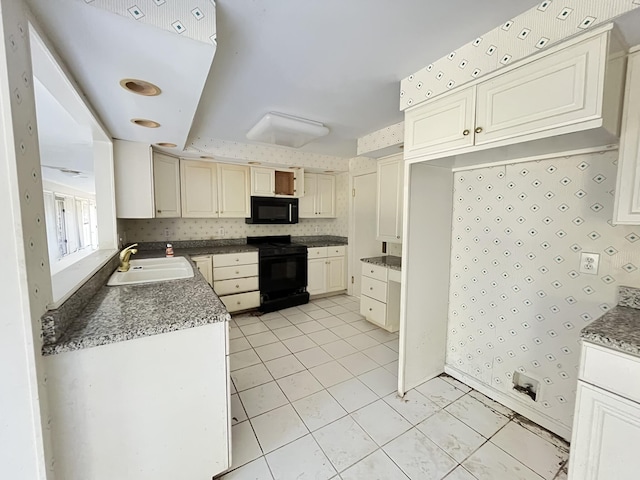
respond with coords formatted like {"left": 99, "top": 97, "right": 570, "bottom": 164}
{"left": 246, "top": 196, "right": 299, "bottom": 224}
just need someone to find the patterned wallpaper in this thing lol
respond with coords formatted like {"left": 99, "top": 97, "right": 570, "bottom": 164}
{"left": 348, "top": 156, "right": 378, "bottom": 174}
{"left": 1, "top": 0, "right": 55, "bottom": 474}
{"left": 400, "top": 0, "right": 640, "bottom": 111}
{"left": 186, "top": 139, "right": 349, "bottom": 172}
{"left": 84, "top": 0, "right": 217, "bottom": 45}
{"left": 447, "top": 150, "right": 640, "bottom": 432}
{"left": 357, "top": 121, "right": 404, "bottom": 157}
{"left": 122, "top": 173, "right": 349, "bottom": 242}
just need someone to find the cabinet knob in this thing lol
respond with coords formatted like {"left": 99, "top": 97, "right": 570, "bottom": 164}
{"left": 475, "top": 127, "right": 483, "bottom": 134}
{"left": 235, "top": 259, "right": 240, "bottom": 262}
{"left": 157, "top": 210, "right": 162, "bottom": 213}
{"left": 235, "top": 270, "right": 240, "bottom": 274}
{"left": 237, "top": 301, "right": 241, "bottom": 305}
{"left": 236, "top": 284, "right": 240, "bottom": 288}
{"left": 370, "top": 270, "right": 374, "bottom": 273}
{"left": 462, "top": 129, "right": 470, "bottom": 136}
{"left": 369, "top": 308, "right": 372, "bottom": 312}
{"left": 397, "top": 235, "right": 400, "bottom": 239}
{"left": 370, "top": 287, "right": 373, "bottom": 290}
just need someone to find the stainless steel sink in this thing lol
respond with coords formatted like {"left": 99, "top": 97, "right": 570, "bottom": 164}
{"left": 107, "top": 257, "right": 194, "bottom": 286}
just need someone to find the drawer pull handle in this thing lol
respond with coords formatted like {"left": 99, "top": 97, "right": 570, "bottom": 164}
{"left": 235, "top": 271, "right": 240, "bottom": 274}
{"left": 369, "top": 308, "right": 372, "bottom": 311}
{"left": 237, "top": 301, "right": 241, "bottom": 305}
{"left": 235, "top": 259, "right": 240, "bottom": 262}
{"left": 370, "top": 287, "right": 373, "bottom": 290}
{"left": 236, "top": 284, "right": 240, "bottom": 288}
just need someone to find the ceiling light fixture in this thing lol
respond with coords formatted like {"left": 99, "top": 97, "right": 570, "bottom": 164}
{"left": 246, "top": 112, "right": 329, "bottom": 148}
{"left": 120, "top": 78, "right": 161, "bottom": 96}
{"left": 156, "top": 142, "right": 177, "bottom": 148}
{"left": 131, "top": 118, "right": 160, "bottom": 128}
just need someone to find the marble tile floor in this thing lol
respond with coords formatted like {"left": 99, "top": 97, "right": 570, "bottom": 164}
{"left": 216, "top": 294, "right": 569, "bottom": 480}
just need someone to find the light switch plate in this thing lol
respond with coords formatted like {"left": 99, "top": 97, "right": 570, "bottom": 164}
{"left": 580, "top": 252, "right": 600, "bottom": 275}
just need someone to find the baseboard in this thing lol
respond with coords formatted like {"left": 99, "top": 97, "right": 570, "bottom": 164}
{"left": 445, "top": 365, "right": 572, "bottom": 442}
{"left": 309, "top": 290, "right": 348, "bottom": 300}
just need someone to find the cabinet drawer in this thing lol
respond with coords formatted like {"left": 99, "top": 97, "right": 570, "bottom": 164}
{"left": 213, "top": 264, "right": 259, "bottom": 281}
{"left": 214, "top": 277, "right": 259, "bottom": 296}
{"left": 327, "top": 245, "right": 346, "bottom": 257}
{"left": 361, "top": 275, "right": 387, "bottom": 303}
{"left": 581, "top": 342, "right": 640, "bottom": 404}
{"left": 361, "top": 262, "right": 388, "bottom": 282}
{"left": 308, "top": 247, "right": 328, "bottom": 258}
{"left": 212, "top": 252, "right": 258, "bottom": 268}
{"left": 360, "top": 295, "right": 387, "bottom": 327}
{"left": 220, "top": 291, "right": 260, "bottom": 313}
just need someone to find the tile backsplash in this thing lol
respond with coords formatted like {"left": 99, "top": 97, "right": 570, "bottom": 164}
{"left": 122, "top": 173, "right": 348, "bottom": 242}
{"left": 447, "top": 150, "right": 640, "bottom": 432}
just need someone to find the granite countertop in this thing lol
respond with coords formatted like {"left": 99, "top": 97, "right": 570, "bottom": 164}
{"left": 581, "top": 286, "right": 640, "bottom": 357}
{"left": 361, "top": 255, "right": 402, "bottom": 271}
{"left": 296, "top": 240, "right": 348, "bottom": 248}
{"left": 42, "top": 256, "right": 230, "bottom": 356}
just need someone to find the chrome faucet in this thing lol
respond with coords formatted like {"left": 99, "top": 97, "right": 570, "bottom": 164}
{"left": 118, "top": 243, "right": 138, "bottom": 272}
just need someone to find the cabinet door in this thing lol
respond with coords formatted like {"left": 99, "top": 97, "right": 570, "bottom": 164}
{"left": 377, "top": 156, "right": 403, "bottom": 243}
{"left": 476, "top": 33, "right": 606, "bottom": 145}
{"left": 218, "top": 164, "right": 250, "bottom": 218}
{"left": 569, "top": 382, "right": 640, "bottom": 480}
{"left": 299, "top": 173, "right": 317, "bottom": 218}
{"left": 614, "top": 50, "right": 640, "bottom": 224}
{"left": 113, "top": 140, "right": 154, "bottom": 218}
{"left": 192, "top": 255, "right": 213, "bottom": 286}
{"left": 316, "top": 174, "right": 336, "bottom": 218}
{"left": 181, "top": 160, "right": 218, "bottom": 218}
{"left": 326, "top": 256, "right": 346, "bottom": 292}
{"left": 251, "top": 167, "right": 275, "bottom": 196}
{"left": 404, "top": 87, "right": 475, "bottom": 158}
{"left": 307, "top": 258, "right": 327, "bottom": 295}
{"left": 153, "top": 153, "right": 181, "bottom": 218}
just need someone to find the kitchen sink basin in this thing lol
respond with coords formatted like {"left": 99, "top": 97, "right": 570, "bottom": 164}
{"left": 107, "top": 257, "right": 194, "bottom": 286}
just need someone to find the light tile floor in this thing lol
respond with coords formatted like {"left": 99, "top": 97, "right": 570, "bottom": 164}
{"left": 217, "top": 294, "right": 569, "bottom": 480}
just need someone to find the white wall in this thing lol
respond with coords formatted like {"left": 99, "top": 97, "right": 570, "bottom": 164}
{"left": 122, "top": 172, "right": 349, "bottom": 242}
{"left": 0, "top": 1, "right": 54, "bottom": 478}
{"left": 446, "top": 150, "right": 640, "bottom": 434}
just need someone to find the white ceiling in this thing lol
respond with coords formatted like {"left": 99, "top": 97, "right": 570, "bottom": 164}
{"left": 30, "top": 1, "right": 640, "bottom": 160}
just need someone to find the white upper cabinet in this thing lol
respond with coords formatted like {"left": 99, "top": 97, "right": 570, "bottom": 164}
{"left": 475, "top": 33, "right": 608, "bottom": 145}
{"left": 300, "top": 173, "right": 336, "bottom": 218}
{"left": 181, "top": 160, "right": 250, "bottom": 219}
{"left": 218, "top": 164, "right": 250, "bottom": 218}
{"left": 181, "top": 160, "right": 219, "bottom": 218}
{"left": 251, "top": 167, "right": 275, "bottom": 196}
{"left": 614, "top": 48, "right": 640, "bottom": 224}
{"left": 153, "top": 153, "right": 181, "bottom": 218}
{"left": 377, "top": 155, "right": 404, "bottom": 243}
{"left": 113, "top": 140, "right": 155, "bottom": 218}
{"left": 404, "top": 27, "right": 625, "bottom": 164}
{"left": 404, "top": 87, "right": 475, "bottom": 158}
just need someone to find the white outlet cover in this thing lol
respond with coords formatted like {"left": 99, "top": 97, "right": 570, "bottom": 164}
{"left": 580, "top": 252, "right": 600, "bottom": 275}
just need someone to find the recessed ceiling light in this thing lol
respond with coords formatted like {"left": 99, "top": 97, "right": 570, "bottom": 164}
{"left": 120, "top": 78, "right": 161, "bottom": 96}
{"left": 248, "top": 161, "right": 261, "bottom": 165}
{"left": 131, "top": 118, "right": 160, "bottom": 128}
{"left": 156, "top": 142, "right": 177, "bottom": 148}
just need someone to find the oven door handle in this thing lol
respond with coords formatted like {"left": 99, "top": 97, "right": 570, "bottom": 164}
{"left": 288, "top": 204, "right": 292, "bottom": 222}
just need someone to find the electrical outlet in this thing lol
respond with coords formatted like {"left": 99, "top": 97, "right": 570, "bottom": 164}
{"left": 218, "top": 227, "right": 225, "bottom": 237}
{"left": 580, "top": 252, "right": 600, "bottom": 275}
{"left": 164, "top": 228, "right": 170, "bottom": 238}
{"left": 314, "top": 226, "right": 319, "bottom": 234}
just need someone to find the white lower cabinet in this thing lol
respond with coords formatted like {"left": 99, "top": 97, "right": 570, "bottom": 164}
{"left": 306, "top": 246, "right": 346, "bottom": 296}
{"left": 212, "top": 252, "right": 260, "bottom": 313}
{"left": 44, "top": 323, "right": 230, "bottom": 480}
{"left": 192, "top": 255, "right": 213, "bottom": 286}
{"left": 569, "top": 342, "right": 640, "bottom": 479}
{"left": 360, "top": 261, "right": 401, "bottom": 332}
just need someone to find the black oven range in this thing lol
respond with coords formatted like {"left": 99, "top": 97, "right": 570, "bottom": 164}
{"left": 247, "top": 235, "right": 309, "bottom": 312}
